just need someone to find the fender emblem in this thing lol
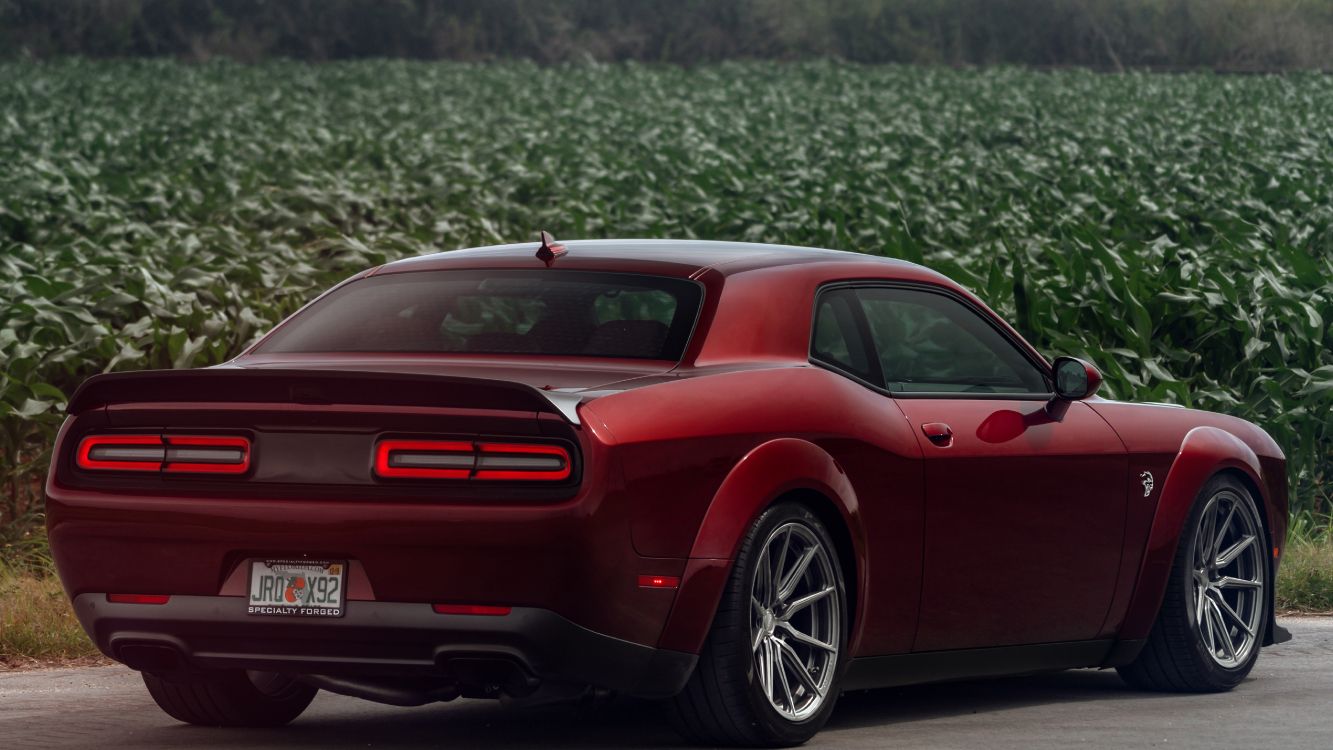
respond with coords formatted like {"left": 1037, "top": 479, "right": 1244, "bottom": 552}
{"left": 1139, "top": 471, "right": 1155, "bottom": 498}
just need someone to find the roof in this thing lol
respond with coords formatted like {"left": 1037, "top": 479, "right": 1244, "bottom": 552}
{"left": 376, "top": 238, "right": 924, "bottom": 279}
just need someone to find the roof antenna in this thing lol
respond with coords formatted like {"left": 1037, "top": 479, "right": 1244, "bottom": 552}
{"left": 535, "top": 231, "right": 567, "bottom": 267}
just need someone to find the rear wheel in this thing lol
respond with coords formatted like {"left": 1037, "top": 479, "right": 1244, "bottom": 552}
{"left": 143, "top": 670, "right": 317, "bottom": 727}
{"left": 1118, "top": 474, "right": 1269, "bottom": 691}
{"left": 670, "top": 502, "right": 848, "bottom": 747}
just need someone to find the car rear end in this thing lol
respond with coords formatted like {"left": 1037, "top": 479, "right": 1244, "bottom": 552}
{"left": 46, "top": 263, "right": 712, "bottom": 703}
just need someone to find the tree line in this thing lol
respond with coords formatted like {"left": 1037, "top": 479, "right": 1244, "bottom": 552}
{"left": 2, "top": 0, "right": 1332, "bottom": 70}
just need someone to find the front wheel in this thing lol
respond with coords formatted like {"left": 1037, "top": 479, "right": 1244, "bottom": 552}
{"left": 1118, "top": 474, "right": 1270, "bottom": 691}
{"left": 143, "top": 670, "right": 317, "bottom": 727}
{"left": 670, "top": 502, "right": 848, "bottom": 747}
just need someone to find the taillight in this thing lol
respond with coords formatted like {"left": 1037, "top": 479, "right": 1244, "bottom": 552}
{"left": 76, "top": 434, "right": 250, "bottom": 475}
{"left": 162, "top": 435, "right": 250, "bottom": 475}
{"left": 374, "top": 440, "right": 572, "bottom": 481}
{"left": 77, "top": 434, "right": 165, "bottom": 472}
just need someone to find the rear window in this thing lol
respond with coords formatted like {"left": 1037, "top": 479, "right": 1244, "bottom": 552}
{"left": 254, "top": 270, "right": 704, "bottom": 360}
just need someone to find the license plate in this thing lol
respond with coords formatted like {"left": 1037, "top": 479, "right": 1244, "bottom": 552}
{"left": 247, "top": 559, "right": 345, "bottom": 617}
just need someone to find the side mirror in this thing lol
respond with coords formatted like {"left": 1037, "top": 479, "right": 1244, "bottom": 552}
{"left": 1052, "top": 356, "right": 1102, "bottom": 400}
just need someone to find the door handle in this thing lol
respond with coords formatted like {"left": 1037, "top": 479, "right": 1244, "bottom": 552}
{"left": 921, "top": 422, "right": 953, "bottom": 446}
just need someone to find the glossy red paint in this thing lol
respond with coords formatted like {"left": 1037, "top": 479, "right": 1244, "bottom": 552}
{"left": 45, "top": 239, "right": 1287, "bottom": 702}
{"left": 895, "top": 398, "right": 1128, "bottom": 650}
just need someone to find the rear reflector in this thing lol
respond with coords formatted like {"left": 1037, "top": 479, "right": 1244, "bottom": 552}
{"left": 375, "top": 440, "right": 571, "bottom": 481}
{"left": 107, "top": 594, "right": 171, "bottom": 605}
{"left": 432, "top": 604, "right": 512, "bottom": 616}
{"left": 637, "top": 575, "right": 681, "bottom": 589}
{"left": 77, "top": 434, "right": 250, "bottom": 475}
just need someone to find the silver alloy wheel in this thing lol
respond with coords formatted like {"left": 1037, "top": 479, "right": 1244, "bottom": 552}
{"left": 1191, "top": 488, "right": 1265, "bottom": 669}
{"left": 749, "top": 521, "right": 840, "bottom": 721}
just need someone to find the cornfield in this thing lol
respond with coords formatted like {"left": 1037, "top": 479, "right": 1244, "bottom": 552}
{"left": 3, "top": 60, "right": 1332, "bottom": 535}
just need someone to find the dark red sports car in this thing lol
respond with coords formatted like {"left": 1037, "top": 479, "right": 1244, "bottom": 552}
{"left": 48, "top": 237, "right": 1288, "bottom": 746}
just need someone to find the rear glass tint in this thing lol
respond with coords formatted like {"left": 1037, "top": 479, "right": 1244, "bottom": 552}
{"left": 255, "top": 270, "right": 703, "bottom": 360}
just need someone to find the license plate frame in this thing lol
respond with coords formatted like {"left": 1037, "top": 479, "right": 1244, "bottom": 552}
{"left": 247, "top": 559, "right": 346, "bottom": 618}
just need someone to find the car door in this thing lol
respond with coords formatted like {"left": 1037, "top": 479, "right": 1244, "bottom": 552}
{"left": 828, "top": 284, "right": 1129, "bottom": 651}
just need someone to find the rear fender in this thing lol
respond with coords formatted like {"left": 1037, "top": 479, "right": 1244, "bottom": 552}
{"left": 656, "top": 438, "right": 866, "bottom": 655}
{"left": 1117, "top": 426, "right": 1269, "bottom": 642}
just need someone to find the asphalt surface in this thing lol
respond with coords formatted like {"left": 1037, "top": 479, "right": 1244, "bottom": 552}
{"left": 3, "top": 617, "right": 1329, "bottom": 749}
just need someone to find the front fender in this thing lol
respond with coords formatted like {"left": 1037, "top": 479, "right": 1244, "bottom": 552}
{"left": 1117, "top": 426, "right": 1269, "bottom": 641}
{"left": 656, "top": 438, "right": 867, "bottom": 654}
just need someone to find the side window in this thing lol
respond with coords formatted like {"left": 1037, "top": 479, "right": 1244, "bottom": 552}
{"left": 810, "top": 289, "right": 874, "bottom": 382}
{"left": 855, "top": 287, "right": 1049, "bottom": 395}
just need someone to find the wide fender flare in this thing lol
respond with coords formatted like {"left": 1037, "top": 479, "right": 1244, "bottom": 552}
{"left": 1117, "top": 426, "right": 1269, "bottom": 641}
{"left": 657, "top": 438, "right": 868, "bottom": 655}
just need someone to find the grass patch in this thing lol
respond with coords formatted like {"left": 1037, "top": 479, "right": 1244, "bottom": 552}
{"left": 1277, "top": 539, "right": 1333, "bottom": 614}
{"left": 0, "top": 561, "right": 102, "bottom": 670}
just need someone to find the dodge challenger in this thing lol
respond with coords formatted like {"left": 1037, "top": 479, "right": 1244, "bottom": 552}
{"left": 46, "top": 236, "right": 1288, "bottom": 746}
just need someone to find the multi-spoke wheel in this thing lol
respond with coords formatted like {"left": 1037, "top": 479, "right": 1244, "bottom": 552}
{"left": 670, "top": 502, "right": 848, "bottom": 747}
{"left": 1118, "top": 474, "right": 1270, "bottom": 692}
{"left": 750, "top": 522, "right": 841, "bottom": 721}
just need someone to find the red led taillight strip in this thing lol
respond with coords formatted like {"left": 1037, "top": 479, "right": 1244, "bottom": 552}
{"left": 374, "top": 440, "right": 572, "bottom": 482}
{"left": 374, "top": 440, "right": 474, "bottom": 479}
{"left": 77, "top": 434, "right": 165, "bottom": 472}
{"left": 162, "top": 435, "right": 250, "bottom": 475}
{"left": 76, "top": 434, "right": 250, "bottom": 475}
{"left": 474, "top": 442, "right": 572, "bottom": 481}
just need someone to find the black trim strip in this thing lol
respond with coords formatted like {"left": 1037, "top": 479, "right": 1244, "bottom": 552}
{"left": 842, "top": 639, "right": 1115, "bottom": 691}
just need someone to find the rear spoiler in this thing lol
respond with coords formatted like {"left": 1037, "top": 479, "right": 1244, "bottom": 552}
{"left": 66, "top": 368, "right": 582, "bottom": 424}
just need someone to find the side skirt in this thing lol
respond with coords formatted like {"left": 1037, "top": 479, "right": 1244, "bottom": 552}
{"left": 842, "top": 639, "right": 1120, "bottom": 692}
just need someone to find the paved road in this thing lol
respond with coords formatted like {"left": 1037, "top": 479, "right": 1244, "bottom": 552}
{"left": 3, "top": 617, "right": 1330, "bottom": 749}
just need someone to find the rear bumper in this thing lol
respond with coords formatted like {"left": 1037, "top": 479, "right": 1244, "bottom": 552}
{"left": 73, "top": 594, "right": 696, "bottom": 700}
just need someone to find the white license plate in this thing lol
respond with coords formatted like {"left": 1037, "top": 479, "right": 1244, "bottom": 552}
{"left": 247, "top": 560, "right": 345, "bottom": 617}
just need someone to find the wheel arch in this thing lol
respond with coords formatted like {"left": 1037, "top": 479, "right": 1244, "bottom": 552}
{"left": 656, "top": 437, "right": 868, "bottom": 656}
{"left": 1116, "top": 426, "right": 1272, "bottom": 642}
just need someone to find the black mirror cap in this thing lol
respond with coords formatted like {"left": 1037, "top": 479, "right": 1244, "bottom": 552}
{"left": 1052, "top": 356, "right": 1102, "bottom": 400}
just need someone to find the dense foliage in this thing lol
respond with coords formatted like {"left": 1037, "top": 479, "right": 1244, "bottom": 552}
{"left": 2, "top": 60, "right": 1332, "bottom": 538}
{"left": 3, "top": 0, "right": 1333, "bottom": 71}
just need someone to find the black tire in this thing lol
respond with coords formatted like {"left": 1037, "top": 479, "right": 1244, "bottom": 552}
{"left": 669, "top": 502, "right": 849, "bottom": 747}
{"left": 1117, "top": 473, "right": 1270, "bottom": 692}
{"left": 143, "top": 670, "right": 317, "bottom": 727}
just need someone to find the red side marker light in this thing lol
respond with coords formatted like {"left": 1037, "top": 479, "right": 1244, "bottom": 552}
{"left": 107, "top": 594, "right": 170, "bottom": 605}
{"left": 535, "top": 230, "right": 567, "bottom": 267}
{"left": 637, "top": 575, "right": 681, "bottom": 589}
{"left": 432, "top": 604, "right": 512, "bottom": 616}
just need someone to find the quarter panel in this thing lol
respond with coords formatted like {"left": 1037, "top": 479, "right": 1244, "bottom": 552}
{"left": 584, "top": 367, "right": 926, "bottom": 657}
